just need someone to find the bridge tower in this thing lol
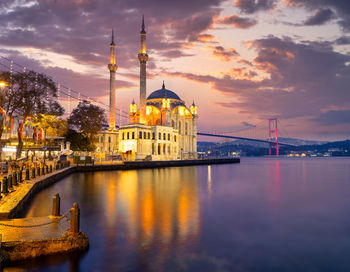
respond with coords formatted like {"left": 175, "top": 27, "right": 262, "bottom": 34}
{"left": 268, "top": 118, "right": 279, "bottom": 156}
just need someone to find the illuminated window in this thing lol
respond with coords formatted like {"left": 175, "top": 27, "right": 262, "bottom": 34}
{"left": 139, "top": 131, "right": 142, "bottom": 139}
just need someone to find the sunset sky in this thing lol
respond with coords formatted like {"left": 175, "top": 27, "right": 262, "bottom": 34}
{"left": 1, "top": 0, "right": 350, "bottom": 141}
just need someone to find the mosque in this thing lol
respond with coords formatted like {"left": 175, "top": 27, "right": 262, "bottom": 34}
{"left": 95, "top": 17, "right": 198, "bottom": 161}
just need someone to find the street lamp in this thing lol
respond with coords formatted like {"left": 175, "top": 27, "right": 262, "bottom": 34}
{"left": 0, "top": 81, "right": 6, "bottom": 89}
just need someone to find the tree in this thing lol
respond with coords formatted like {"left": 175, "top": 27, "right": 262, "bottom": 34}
{"left": 0, "top": 70, "right": 64, "bottom": 158}
{"left": 25, "top": 114, "right": 68, "bottom": 140}
{"left": 68, "top": 100, "right": 106, "bottom": 149}
{"left": 64, "top": 129, "right": 95, "bottom": 151}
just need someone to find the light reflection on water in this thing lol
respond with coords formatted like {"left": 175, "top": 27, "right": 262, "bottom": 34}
{"left": 5, "top": 157, "right": 350, "bottom": 272}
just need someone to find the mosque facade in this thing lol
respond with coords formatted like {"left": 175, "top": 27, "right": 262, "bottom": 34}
{"left": 96, "top": 17, "right": 198, "bottom": 161}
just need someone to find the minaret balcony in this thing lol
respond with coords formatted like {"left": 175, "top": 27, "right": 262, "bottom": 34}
{"left": 108, "top": 63, "right": 118, "bottom": 72}
{"left": 138, "top": 53, "right": 149, "bottom": 63}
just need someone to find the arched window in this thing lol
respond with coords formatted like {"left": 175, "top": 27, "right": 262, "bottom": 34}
{"left": 108, "top": 136, "right": 111, "bottom": 143}
{"left": 132, "top": 132, "right": 135, "bottom": 139}
{"left": 168, "top": 145, "right": 170, "bottom": 154}
{"left": 179, "top": 121, "right": 182, "bottom": 134}
{"left": 122, "top": 133, "right": 125, "bottom": 140}
{"left": 158, "top": 144, "right": 161, "bottom": 155}
{"left": 139, "top": 131, "right": 142, "bottom": 139}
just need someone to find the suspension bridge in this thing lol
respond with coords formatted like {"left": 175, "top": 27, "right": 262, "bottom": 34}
{"left": 0, "top": 56, "right": 293, "bottom": 156}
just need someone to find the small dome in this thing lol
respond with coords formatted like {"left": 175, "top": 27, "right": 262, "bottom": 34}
{"left": 147, "top": 82, "right": 181, "bottom": 100}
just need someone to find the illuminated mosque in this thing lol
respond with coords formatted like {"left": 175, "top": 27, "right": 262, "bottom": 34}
{"left": 95, "top": 17, "right": 198, "bottom": 160}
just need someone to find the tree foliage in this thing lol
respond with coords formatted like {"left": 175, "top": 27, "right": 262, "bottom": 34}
{"left": 68, "top": 100, "right": 106, "bottom": 147}
{"left": 64, "top": 129, "right": 95, "bottom": 151}
{"left": 0, "top": 70, "right": 64, "bottom": 158}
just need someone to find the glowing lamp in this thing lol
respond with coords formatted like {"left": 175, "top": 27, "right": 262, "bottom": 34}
{"left": 0, "top": 81, "right": 5, "bottom": 88}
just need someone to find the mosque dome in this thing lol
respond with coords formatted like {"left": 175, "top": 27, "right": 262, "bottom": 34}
{"left": 146, "top": 82, "right": 181, "bottom": 101}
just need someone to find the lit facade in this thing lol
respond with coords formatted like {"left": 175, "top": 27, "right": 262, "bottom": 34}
{"left": 98, "top": 17, "right": 198, "bottom": 161}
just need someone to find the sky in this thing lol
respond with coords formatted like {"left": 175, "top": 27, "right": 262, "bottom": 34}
{"left": 0, "top": 0, "right": 350, "bottom": 141}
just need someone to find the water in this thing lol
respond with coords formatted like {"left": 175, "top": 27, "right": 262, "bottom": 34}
{"left": 5, "top": 157, "right": 350, "bottom": 271}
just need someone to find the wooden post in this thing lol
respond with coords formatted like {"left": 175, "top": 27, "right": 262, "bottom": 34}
{"left": 32, "top": 168, "right": 36, "bottom": 179}
{"left": 52, "top": 193, "right": 60, "bottom": 216}
{"left": 42, "top": 166, "right": 45, "bottom": 175}
{"left": 25, "top": 169, "right": 30, "bottom": 180}
{"left": 19, "top": 170, "right": 23, "bottom": 182}
{"left": 37, "top": 167, "right": 40, "bottom": 176}
{"left": 50, "top": 164, "right": 52, "bottom": 173}
{"left": 70, "top": 202, "right": 80, "bottom": 234}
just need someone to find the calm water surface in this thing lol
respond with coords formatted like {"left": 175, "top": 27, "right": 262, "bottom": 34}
{"left": 6, "top": 157, "right": 350, "bottom": 272}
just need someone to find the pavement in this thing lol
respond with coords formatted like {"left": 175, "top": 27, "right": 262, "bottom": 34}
{"left": 0, "top": 215, "right": 69, "bottom": 242}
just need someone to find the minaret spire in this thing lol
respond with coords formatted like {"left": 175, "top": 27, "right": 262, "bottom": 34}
{"left": 108, "top": 29, "right": 118, "bottom": 130}
{"left": 141, "top": 14, "right": 146, "bottom": 34}
{"left": 111, "top": 29, "right": 115, "bottom": 45}
{"left": 138, "top": 15, "right": 149, "bottom": 124}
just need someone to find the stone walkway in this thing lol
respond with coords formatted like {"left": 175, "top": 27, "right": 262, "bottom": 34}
{"left": 0, "top": 216, "right": 69, "bottom": 242}
{"left": 0, "top": 166, "right": 75, "bottom": 218}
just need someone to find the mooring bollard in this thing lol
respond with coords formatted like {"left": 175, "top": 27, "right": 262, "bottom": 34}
{"left": 2, "top": 177, "right": 8, "bottom": 194}
{"left": 8, "top": 175, "right": 13, "bottom": 190}
{"left": 70, "top": 202, "right": 80, "bottom": 234}
{"left": 50, "top": 165, "right": 52, "bottom": 173}
{"left": 52, "top": 193, "right": 61, "bottom": 216}
{"left": 32, "top": 168, "right": 36, "bottom": 179}
{"left": 26, "top": 169, "right": 30, "bottom": 180}
{"left": 19, "top": 170, "right": 23, "bottom": 182}
{"left": 13, "top": 172, "right": 18, "bottom": 186}
{"left": 46, "top": 165, "right": 49, "bottom": 173}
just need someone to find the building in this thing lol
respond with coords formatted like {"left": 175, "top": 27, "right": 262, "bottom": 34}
{"left": 98, "top": 17, "right": 198, "bottom": 161}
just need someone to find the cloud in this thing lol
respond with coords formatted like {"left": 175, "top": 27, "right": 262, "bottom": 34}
{"left": 312, "top": 110, "right": 350, "bottom": 125}
{"left": 335, "top": 36, "right": 350, "bottom": 45}
{"left": 165, "top": 36, "right": 350, "bottom": 126}
{"left": 234, "top": 0, "right": 276, "bottom": 14}
{"left": 218, "top": 15, "right": 257, "bottom": 29}
{"left": 304, "top": 8, "right": 334, "bottom": 26}
{"left": 210, "top": 46, "right": 239, "bottom": 61}
{"left": 286, "top": 0, "right": 350, "bottom": 31}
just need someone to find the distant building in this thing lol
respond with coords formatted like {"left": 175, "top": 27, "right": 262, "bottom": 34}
{"left": 96, "top": 17, "right": 198, "bottom": 161}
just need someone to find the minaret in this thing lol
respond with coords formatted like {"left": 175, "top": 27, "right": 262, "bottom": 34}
{"left": 108, "top": 29, "right": 118, "bottom": 130}
{"left": 138, "top": 15, "right": 149, "bottom": 124}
